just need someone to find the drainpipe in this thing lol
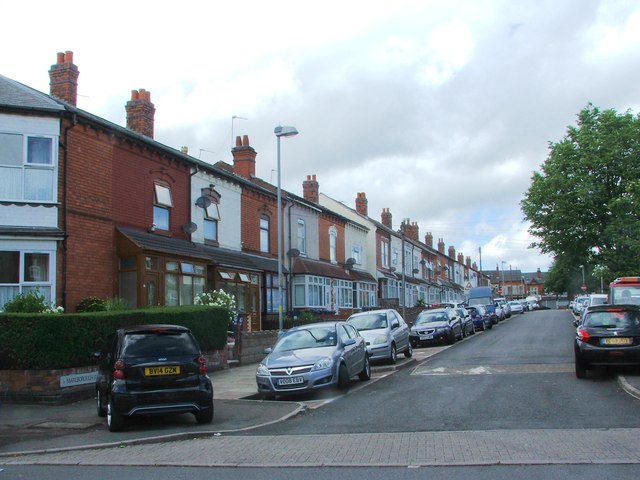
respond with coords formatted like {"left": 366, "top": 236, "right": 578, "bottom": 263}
{"left": 286, "top": 200, "right": 295, "bottom": 315}
{"left": 60, "top": 112, "right": 77, "bottom": 311}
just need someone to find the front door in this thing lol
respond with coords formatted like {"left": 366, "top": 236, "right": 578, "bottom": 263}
{"left": 143, "top": 273, "right": 160, "bottom": 307}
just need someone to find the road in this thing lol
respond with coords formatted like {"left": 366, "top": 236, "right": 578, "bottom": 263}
{"left": 2, "top": 309, "right": 639, "bottom": 479}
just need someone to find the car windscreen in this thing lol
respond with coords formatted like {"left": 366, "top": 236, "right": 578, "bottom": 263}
{"left": 468, "top": 297, "right": 491, "bottom": 306}
{"left": 583, "top": 310, "right": 640, "bottom": 329}
{"left": 121, "top": 332, "right": 200, "bottom": 358}
{"left": 348, "top": 313, "right": 387, "bottom": 330}
{"left": 414, "top": 312, "right": 449, "bottom": 325}
{"left": 274, "top": 327, "right": 337, "bottom": 351}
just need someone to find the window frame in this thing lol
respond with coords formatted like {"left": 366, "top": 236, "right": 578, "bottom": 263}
{"left": 260, "top": 215, "right": 270, "bottom": 253}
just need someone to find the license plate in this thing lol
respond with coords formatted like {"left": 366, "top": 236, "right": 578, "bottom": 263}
{"left": 278, "top": 376, "right": 304, "bottom": 386}
{"left": 420, "top": 335, "right": 434, "bottom": 340}
{"left": 145, "top": 366, "right": 181, "bottom": 376}
{"left": 601, "top": 337, "right": 632, "bottom": 346}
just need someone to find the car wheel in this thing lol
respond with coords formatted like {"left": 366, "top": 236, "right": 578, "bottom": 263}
{"left": 404, "top": 341, "right": 413, "bottom": 358}
{"left": 447, "top": 331, "right": 456, "bottom": 345}
{"left": 389, "top": 343, "right": 397, "bottom": 364}
{"left": 107, "top": 394, "right": 124, "bottom": 432}
{"left": 96, "top": 388, "right": 107, "bottom": 417}
{"left": 359, "top": 355, "right": 371, "bottom": 381}
{"left": 575, "top": 355, "right": 588, "bottom": 379}
{"left": 337, "top": 362, "right": 350, "bottom": 389}
{"left": 195, "top": 401, "right": 214, "bottom": 424}
{"left": 487, "top": 321, "right": 493, "bottom": 330}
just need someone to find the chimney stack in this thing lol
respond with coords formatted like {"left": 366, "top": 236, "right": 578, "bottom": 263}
{"left": 49, "top": 51, "right": 79, "bottom": 106}
{"left": 425, "top": 232, "right": 433, "bottom": 248}
{"left": 401, "top": 219, "right": 419, "bottom": 242}
{"left": 303, "top": 174, "right": 319, "bottom": 203}
{"left": 355, "top": 192, "right": 368, "bottom": 216}
{"left": 231, "top": 135, "right": 257, "bottom": 178}
{"left": 438, "top": 238, "right": 445, "bottom": 254}
{"left": 466, "top": 256, "right": 471, "bottom": 268}
{"left": 381, "top": 208, "right": 392, "bottom": 228}
{"left": 126, "top": 89, "right": 155, "bottom": 138}
{"left": 448, "top": 246, "right": 456, "bottom": 259}
{"left": 457, "top": 253, "right": 464, "bottom": 264}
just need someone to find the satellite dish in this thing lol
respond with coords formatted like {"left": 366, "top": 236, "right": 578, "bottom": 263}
{"left": 182, "top": 222, "right": 198, "bottom": 234}
{"left": 287, "top": 248, "right": 300, "bottom": 258}
{"left": 346, "top": 258, "right": 356, "bottom": 266}
{"left": 195, "top": 196, "right": 212, "bottom": 209}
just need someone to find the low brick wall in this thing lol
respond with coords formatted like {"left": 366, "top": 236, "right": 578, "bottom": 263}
{"left": 0, "top": 349, "right": 228, "bottom": 405}
{"left": 238, "top": 331, "right": 278, "bottom": 365}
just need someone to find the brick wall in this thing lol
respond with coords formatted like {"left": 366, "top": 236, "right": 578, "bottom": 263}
{"left": 241, "top": 189, "right": 277, "bottom": 255}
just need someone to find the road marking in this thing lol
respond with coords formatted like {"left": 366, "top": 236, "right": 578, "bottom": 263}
{"left": 412, "top": 363, "right": 575, "bottom": 376}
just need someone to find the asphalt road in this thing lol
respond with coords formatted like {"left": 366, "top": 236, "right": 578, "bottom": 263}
{"left": 236, "top": 308, "right": 640, "bottom": 435}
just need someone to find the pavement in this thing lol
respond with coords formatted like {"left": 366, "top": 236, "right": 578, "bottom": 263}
{"left": 0, "top": 347, "right": 441, "bottom": 457}
{"left": 0, "top": 324, "right": 639, "bottom": 463}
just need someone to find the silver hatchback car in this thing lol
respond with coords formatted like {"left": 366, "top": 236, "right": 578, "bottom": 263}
{"left": 256, "top": 321, "right": 371, "bottom": 399}
{"left": 347, "top": 309, "right": 413, "bottom": 363}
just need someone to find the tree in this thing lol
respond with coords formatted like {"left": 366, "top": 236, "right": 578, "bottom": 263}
{"left": 521, "top": 104, "right": 640, "bottom": 286}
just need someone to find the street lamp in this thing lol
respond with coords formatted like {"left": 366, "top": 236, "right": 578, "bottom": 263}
{"left": 274, "top": 125, "right": 299, "bottom": 332}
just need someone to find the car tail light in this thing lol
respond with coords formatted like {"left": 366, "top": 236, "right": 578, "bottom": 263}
{"left": 113, "top": 359, "right": 125, "bottom": 379}
{"left": 577, "top": 329, "right": 590, "bottom": 342}
{"left": 198, "top": 356, "right": 208, "bottom": 374}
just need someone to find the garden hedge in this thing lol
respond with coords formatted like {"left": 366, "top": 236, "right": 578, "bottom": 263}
{"left": 0, "top": 306, "right": 229, "bottom": 370}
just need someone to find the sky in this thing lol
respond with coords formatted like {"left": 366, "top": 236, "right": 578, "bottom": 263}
{"left": 3, "top": 0, "right": 640, "bottom": 274}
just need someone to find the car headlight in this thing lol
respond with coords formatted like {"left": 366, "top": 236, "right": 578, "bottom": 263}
{"left": 256, "top": 363, "right": 269, "bottom": 376}
{"left": 312, "top": 357, "right": 333, "bottom": 371}
{"left": 371, "top": 335, "right": 388, "bottom": 345}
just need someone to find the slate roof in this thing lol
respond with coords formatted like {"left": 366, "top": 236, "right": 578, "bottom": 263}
{"left": 0, "top": 75, "right": 64, "bottom": 113}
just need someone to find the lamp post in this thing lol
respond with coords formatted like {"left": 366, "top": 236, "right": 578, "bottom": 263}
{"left": 274, "top": 125, "right": 298, "bottom": 332}
{"left": 501, "top": 261, "right": 506, "bottom": 298}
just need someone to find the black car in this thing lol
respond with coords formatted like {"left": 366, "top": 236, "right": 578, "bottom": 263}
{"left": 574, "top": 304, "right": 640, "bottom": 378}
{"left": 95, "top": 324, "right": 214, "bottom": 431}
{"left": 410, "top": 308, "right": 463, "bottom": 347}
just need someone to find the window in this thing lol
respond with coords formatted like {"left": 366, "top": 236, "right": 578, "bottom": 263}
{"left": 0, "top": 133, "right": 55, "bottom": 202}
{"left": 329, "top": 227, "right": 337, "bottom": 263}
{"left": 204, "top": 218, "right": 218, "bottom": 242}
{"left": 293, "top": 275, "right": 330, "bottom": 308}
{"left": 336, "top": 279, "right": 353, "bottom": 308}
{"left": 355, "top": 282, "right": 376, "bottom": 309}
{"left": 352, "top": 245, "right": 361, "bottom": 265}
{"left": 153, "top": 183, "right": 172, "bottom": 231}
{"left": 0, "top": 251, "right": 53, "bottom": 310}
{"left": 265, "top": 273, "right": 286, "bottom": 313}
{"left": 392, "top": 248, "right": 399, "bottom": 267}
{"left": 381, "top": 239, "right": 389, "bottom": 268}
{"left": 297, "top": 219, "right": 306, "bottom": 254}
{"left": 163, "top": 260, "right": 205, "bottom": 306}
{"left": 260, "top": 215, "right": 270, "bottom": 253}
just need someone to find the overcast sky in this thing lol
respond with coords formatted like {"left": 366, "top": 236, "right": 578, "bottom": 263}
{"left": 4, "top": 0, "right": 640, "bottom": 273}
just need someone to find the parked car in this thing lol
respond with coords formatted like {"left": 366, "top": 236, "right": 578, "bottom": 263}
{"left": 94, "top": 324, "right": 214, "bottom": 432}
{"left": 455, "top": 307, "right": 475, "bottom": 337}
{"left": 495, "top": 297, "right": 511, "bottom": 318}
{"left": 575, "top": 294, "right": 609, "bottom": 326}
{"left": 572, "top": 295, "right": 589, "bottom": 316}
{"left": 508, "top": 300, "right": 524, "bottom": 314}
{"left": 467, "top": 286, "right": 498, "bottom": 324}
{"left": 347, "top": 309, "right": 412, "bottom": 363}
{"left": 574, "top": 304, "right": 640, "bottom": 378}
{"left": 466, "top": 305, "right": 492, "bottom": 331}
{"left": 494, "top": 302, "right": 506, "bottom": 322}
{"left": 256, "top": 322, "right": 370, "bottom": 398}
{"left": 409, "top": 308, "right": 463, "bottom": 347}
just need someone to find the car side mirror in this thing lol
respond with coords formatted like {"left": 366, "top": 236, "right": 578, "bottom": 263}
{"left": 391, "top": 321, "right": 400, "bottom": 329}
{"left": 344, "top": 338, "right": 356, "bottom": 347}
{"left": 263, "top": 347, "right": 273, "bottom": 354}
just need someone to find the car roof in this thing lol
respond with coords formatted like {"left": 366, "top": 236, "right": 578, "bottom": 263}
{"left": 118, "top": 324, "right": 191, "bottom": 334}
{"left": 421, "top": 308, "right": 450, "bottom": 314}
{"left": 287, "top": 321, "right": 341, "bottom": 331}
{"left": 348, "top": 309, "right": 394, "bottom": 317}
{"left": 586, "top": 304, "right": 640, "bottom": 312}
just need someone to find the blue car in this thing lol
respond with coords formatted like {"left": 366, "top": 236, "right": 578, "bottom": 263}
{"left": 256, "top": 322, "right": 371, "bottom": 399}
{"left": 466, "top": 305, "right": 492, "bottom": 331}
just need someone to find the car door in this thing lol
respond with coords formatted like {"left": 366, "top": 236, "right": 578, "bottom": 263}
{"left": 338, "top": 324, "right": 361, "bottom": 377}
{"left": 390, "top": 310, "right": 410, "bottom": 351}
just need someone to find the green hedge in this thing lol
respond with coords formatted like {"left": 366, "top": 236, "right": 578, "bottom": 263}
{"left": 0, "top": 306, "right": 229, "bottom": 370}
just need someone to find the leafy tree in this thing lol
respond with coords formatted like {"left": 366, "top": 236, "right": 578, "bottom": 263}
{"left": 521, "top": 104, "right": 640, "bottom": 288}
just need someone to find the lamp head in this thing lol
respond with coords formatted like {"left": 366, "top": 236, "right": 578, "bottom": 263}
{"left": 274, "top": 125, "right": 299, "bottom": 138}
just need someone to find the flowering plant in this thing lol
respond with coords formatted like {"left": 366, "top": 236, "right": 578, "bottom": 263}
{"left": 195, "top": 289, "right": 237, "bottom": 323}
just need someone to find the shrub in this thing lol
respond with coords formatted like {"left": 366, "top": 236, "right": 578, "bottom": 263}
{"left": 104, "top": 297, "right": 130, "bottom": 311}
{"left": 76, "top": 296, "right": 107, "bottom": 313}
{"left": 2, "top": 291, "right": 49, "bottom": 313}
{"left": 195, "top": 290, "right": 237, "bottom": 324}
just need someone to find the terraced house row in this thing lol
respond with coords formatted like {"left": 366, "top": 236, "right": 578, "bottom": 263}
{"left": 0, "top": 51, "right": 489, "bottom": 330}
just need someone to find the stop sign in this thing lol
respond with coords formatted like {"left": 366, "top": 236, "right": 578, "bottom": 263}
{"left": 581, "top": 284, "right": 587, "bottom": 292}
